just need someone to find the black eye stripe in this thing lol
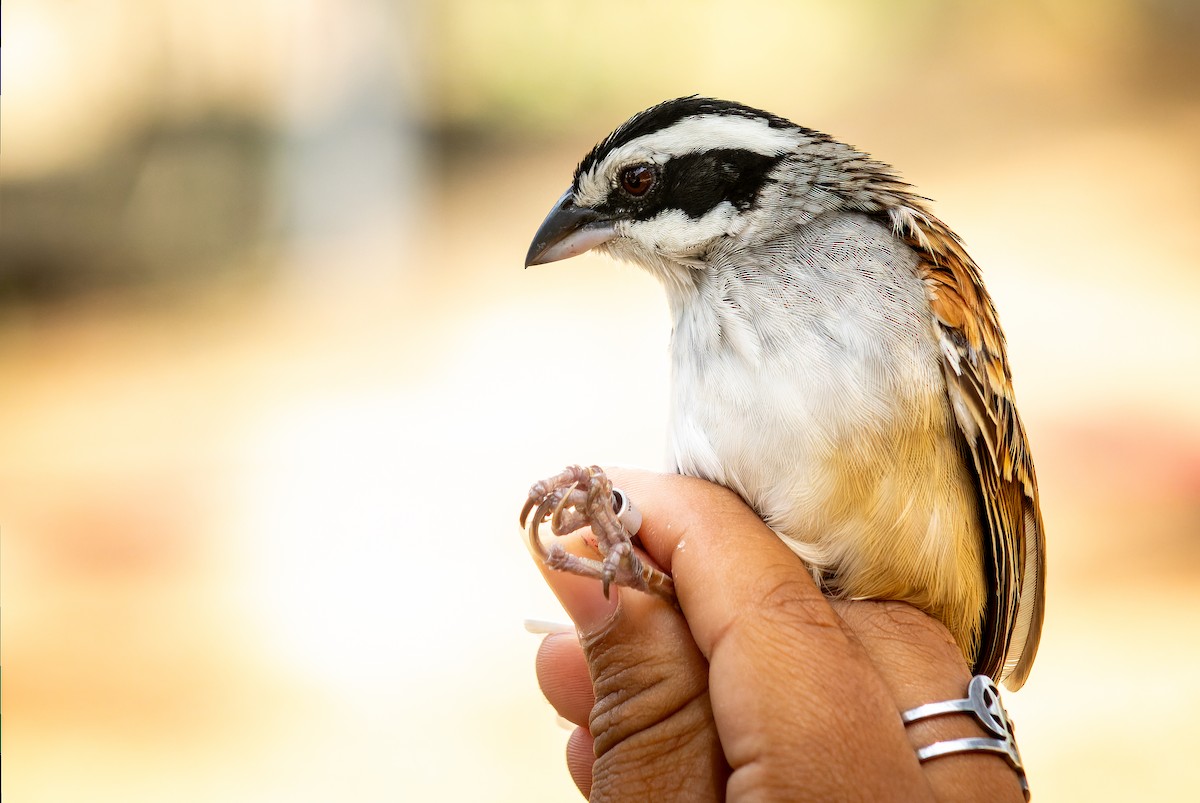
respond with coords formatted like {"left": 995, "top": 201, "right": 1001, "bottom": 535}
{"left": 594, "top": 149, "right": 784, "bottom": 221}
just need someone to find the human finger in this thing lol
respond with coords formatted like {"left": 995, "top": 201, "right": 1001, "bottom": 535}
{"left": 566, "top": 727, "right": 595, "bottom": 798}
{"left": 529, "top": 528, "right": 726, "bottom": 800}
{"left": 535, "top": 632, "right": 593, "bottom": 728}
{"left": 834, "top": 600, "right": 1026, "bottom": 803}
{"left": 607, "top": 468, "right": 931, "bottom": 801}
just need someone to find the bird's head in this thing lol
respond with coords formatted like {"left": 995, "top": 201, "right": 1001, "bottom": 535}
{"left": 525, "top": 96, "right": 878, "bottom": 278}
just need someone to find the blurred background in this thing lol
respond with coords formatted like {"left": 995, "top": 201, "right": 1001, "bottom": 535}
{"left": 3, "top": 0, "right": 1198, "bottom": 800}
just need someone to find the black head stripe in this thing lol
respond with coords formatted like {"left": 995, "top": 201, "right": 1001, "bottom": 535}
{"left": 661, "top": 149, "right": 784, "bottom": 218}
{"left": 592, "top": 148, "right": 785, "bottom": 222}
{"left": 574, "top": 96, "right": 800, "bottom": 185}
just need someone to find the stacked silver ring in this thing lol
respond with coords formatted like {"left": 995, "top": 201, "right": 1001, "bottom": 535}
{"left": 901, "top": 674, "right": 1029, "bottom": 800}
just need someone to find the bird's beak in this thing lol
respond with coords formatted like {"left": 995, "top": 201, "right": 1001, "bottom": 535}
{"left": 525, "top": 190, "right": 618, "bottom": 267}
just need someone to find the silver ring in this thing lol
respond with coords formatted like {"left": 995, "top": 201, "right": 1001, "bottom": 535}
{"left": 610, "top": 487, "right": 642, "bottom": 536}
{"left": 901, "top": 675, "right": 1029, "bottom": 800}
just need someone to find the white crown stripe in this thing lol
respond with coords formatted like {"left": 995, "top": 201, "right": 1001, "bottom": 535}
{"left": 576, "top": 115, "right": 799, "bottom": 207}
{"left": 620, "top": 114, "right": 797, "bottom": 159}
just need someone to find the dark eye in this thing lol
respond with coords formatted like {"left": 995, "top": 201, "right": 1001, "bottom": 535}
{"left": 620, "top": 164, "right": 655, "bottom": 196}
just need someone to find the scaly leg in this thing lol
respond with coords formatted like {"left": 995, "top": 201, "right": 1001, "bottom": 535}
{"left": 520, "top": 465, "right": 675, "bottom": 601}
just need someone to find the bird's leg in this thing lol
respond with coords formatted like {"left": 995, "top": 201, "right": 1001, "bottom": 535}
{"left": 520, "top": 465, "right": 675, "bottom": 601}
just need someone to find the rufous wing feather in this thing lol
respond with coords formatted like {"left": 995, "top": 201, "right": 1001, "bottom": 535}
{"left": 890, "top": 203, "right": 1046, "bottom": 691}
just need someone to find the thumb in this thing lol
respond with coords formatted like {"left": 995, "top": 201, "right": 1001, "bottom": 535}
{"left": 532, "top": 532, "right": 727, "bottom": 800}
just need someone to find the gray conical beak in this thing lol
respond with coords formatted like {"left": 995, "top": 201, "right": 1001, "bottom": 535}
{"left": 525, "top": 190, "right": 618, "bottom": 267}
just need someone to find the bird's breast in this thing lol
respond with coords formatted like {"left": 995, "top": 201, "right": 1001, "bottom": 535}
{"left": 663, "top": 211, "right": 986, "bottom": 650}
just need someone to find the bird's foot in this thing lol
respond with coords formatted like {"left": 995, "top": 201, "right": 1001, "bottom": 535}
{"left": 520, "top": 465, "right": 675, "bottom": 601}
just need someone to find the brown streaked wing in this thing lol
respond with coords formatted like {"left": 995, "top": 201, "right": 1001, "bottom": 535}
{"left": 892, "top": 204, "right": 1046, "bottom": 691}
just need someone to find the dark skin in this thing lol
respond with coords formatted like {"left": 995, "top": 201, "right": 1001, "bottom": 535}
{"left": 532, "top": 468, "right": 1026, "bottom": 802}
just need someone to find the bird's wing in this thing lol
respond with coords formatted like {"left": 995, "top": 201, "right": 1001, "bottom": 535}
{"left": 889, "top": 204, "right": 1045, "bottom": 690}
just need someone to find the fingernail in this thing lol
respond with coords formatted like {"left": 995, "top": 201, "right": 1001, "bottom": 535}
{"left": 523, "top": 619, "right": 574, "bottom": 635}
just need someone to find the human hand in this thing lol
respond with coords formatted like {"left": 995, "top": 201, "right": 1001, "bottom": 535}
{"left": 532, "top": 468, "right": 1026, "bottom": 802}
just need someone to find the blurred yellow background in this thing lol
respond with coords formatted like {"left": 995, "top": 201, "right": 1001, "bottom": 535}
{"left": 3, "top": 1, "right": 1199, "bottom": 800}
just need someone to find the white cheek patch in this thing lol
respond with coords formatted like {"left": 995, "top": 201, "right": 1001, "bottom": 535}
{"left": 624, "top": 202, "right": 742, "bottom": 257}
{"left": 575, "top": 114, "right": 799, "bottom": 208}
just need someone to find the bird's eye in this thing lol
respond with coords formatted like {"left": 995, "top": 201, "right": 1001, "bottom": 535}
{"left": 620, "top": 165, "right": 655, "bottom": 196}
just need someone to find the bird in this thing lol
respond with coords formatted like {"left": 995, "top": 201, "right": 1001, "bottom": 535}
{"left": 520, "top": 96, "right": 1044, "bottom": 691}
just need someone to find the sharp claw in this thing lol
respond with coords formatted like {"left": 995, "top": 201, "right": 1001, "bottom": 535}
{"left": 521, "top": 465, "right": 675, "bottom": 603}
{"left": 550, "top": 481, "right": 579, "bottom": 531}
{"left": 525, "top": 496, "right": 557, "bottom": 561}
{"left": 519, "top": 496, "right": 538, "bottom": 529}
